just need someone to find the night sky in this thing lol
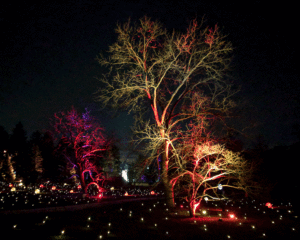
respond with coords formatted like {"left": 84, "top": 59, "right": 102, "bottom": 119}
{"left": 0, "top": 0, "right": 299, "bottom": 149}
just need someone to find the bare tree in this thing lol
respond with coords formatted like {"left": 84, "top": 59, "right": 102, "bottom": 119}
{"left": 53, "top": 107, "right": 108, "bottom": 195}
{"left": 169, "top": 120, "right": 258, "bottom": 217}
{"left": 96, "top": 16, "right": 237, "bottom": 208}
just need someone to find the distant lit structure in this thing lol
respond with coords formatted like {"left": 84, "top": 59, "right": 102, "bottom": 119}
{"left": 122, "top": 169, "right": 128, "bottom": 182}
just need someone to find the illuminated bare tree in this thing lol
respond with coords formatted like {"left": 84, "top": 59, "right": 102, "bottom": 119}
{"left": 169, "top": 119, "right": 257, "bottom": 217}
{"left": 53, "top": 107, "right": 108, "bottom": 194}
{"left": 96, "top": 16, "right": 236, "bottom": 207}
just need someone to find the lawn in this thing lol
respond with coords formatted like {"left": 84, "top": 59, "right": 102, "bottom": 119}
{"left": 1, "top": 184, "right": 299, "bottom": 240}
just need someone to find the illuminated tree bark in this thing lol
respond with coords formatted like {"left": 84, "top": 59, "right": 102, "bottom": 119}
{"left": 53, "top": 107, "right": 108, "bottom": 195}
{"left": 97, "top": 17, "right": 235, "bottom": 208}
{"left": 174, "top": 135, "right": 252, "bottom": 216}
{"left": 7, "top": 154, "right": 16, "bottom": 182}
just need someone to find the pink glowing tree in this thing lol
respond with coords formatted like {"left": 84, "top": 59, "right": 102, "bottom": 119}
{"left": 53, "top": 107, "right": 108, "bottom": 195}
{"left": 169, "top": 118, "right": 257, "bottom": 217}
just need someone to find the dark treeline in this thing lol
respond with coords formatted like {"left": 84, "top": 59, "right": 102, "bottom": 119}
{"left": 242, "top": 140, "right": 300, "bottom": 204}
{"left": 0, "top": 122, "right": 65, "bottom": 185}
{"left": 0, "top": 121, "right": 122, "bottom": 187}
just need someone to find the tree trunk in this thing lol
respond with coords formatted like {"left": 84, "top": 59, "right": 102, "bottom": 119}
{"left": 189, "top": 202, "right": 194, "bottom": 218}
{"left": 79, "top": 167, "right": 87, "bottom": 194}
{"left": 7, "top": 155, "right": 16, "bottom": 182}
{"left": 161, "top": 152, "right": 175, "bottom": 208}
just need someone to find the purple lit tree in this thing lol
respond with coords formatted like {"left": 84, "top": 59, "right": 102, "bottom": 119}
{"left": 53, "top": 107, "right": 108, "bottom": 195}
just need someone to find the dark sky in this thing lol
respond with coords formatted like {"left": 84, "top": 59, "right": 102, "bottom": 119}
{"left": 0, "top": 0, "right": 299, "bottom": 149}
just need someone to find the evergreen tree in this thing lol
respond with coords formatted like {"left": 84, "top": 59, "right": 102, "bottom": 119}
{"left": 9, "top": 122, "right": 31, "bottom": 184}
{"left": 0, "top": 126, "right": 9, "bottom": 181}
{"left": 41, "top": 131, "right": 62, "bottom": 182}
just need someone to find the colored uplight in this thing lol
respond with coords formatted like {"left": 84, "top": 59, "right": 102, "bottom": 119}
{"left": 124, "top": 192, "right": 129, "bottom": 196}
{"left": 39, "top": 184, "right": 44, "bottom": 188}
{"left": 150, "top": 191, "right": 155, "bottom": 195}
{"left": 98, "top": 193, "right": 103, "bottom": 198}
{"left": 70, "top": 190, "right": 74, "bottom": 193}
{"left": 51, "top": 186, "right": 56, "bottom": 190}
{"left": 265, "top": 202, "right": 273, "bottom": 209}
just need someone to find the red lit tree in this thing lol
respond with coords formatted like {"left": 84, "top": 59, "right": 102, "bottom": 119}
{"left": 133, "top": 94, "right": 259, "bottom": 216}
{"left": 97, "top": 17, "right": 240, "bottom": 208}
{"left": 170, "top": 121, "right": 256, "bottom": 217}
{"left": 53, "top": 107, "right": 108, "bottom": 195}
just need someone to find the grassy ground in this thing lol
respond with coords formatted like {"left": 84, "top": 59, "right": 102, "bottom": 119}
{"left": 1, "top": 193, "right": 299, "bottom": 240}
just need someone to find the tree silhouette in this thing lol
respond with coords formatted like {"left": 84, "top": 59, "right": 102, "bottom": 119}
{"left": 9, "top": 122, "right": 32, "bottom": 184}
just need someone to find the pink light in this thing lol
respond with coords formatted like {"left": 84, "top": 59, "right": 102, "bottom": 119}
{"left": 51, "top": 186, "right": 56, "bottom": 190}
{"left": 39, "top": 184, "right": 44, "bottom": 188}
{"left": 98, "top": 193, "right": 103, "bottom": 199}
{"left": 150, "top": 191, "right": 155, "bottom": 195}
{"left": 229, "top": 214, "right": 235, "bottom": 219}
{"left": 265, "top": 202, "right": 273, "bottom": 209}
{"left": 124, "top": 192, "right": 129, "bottom": 196}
